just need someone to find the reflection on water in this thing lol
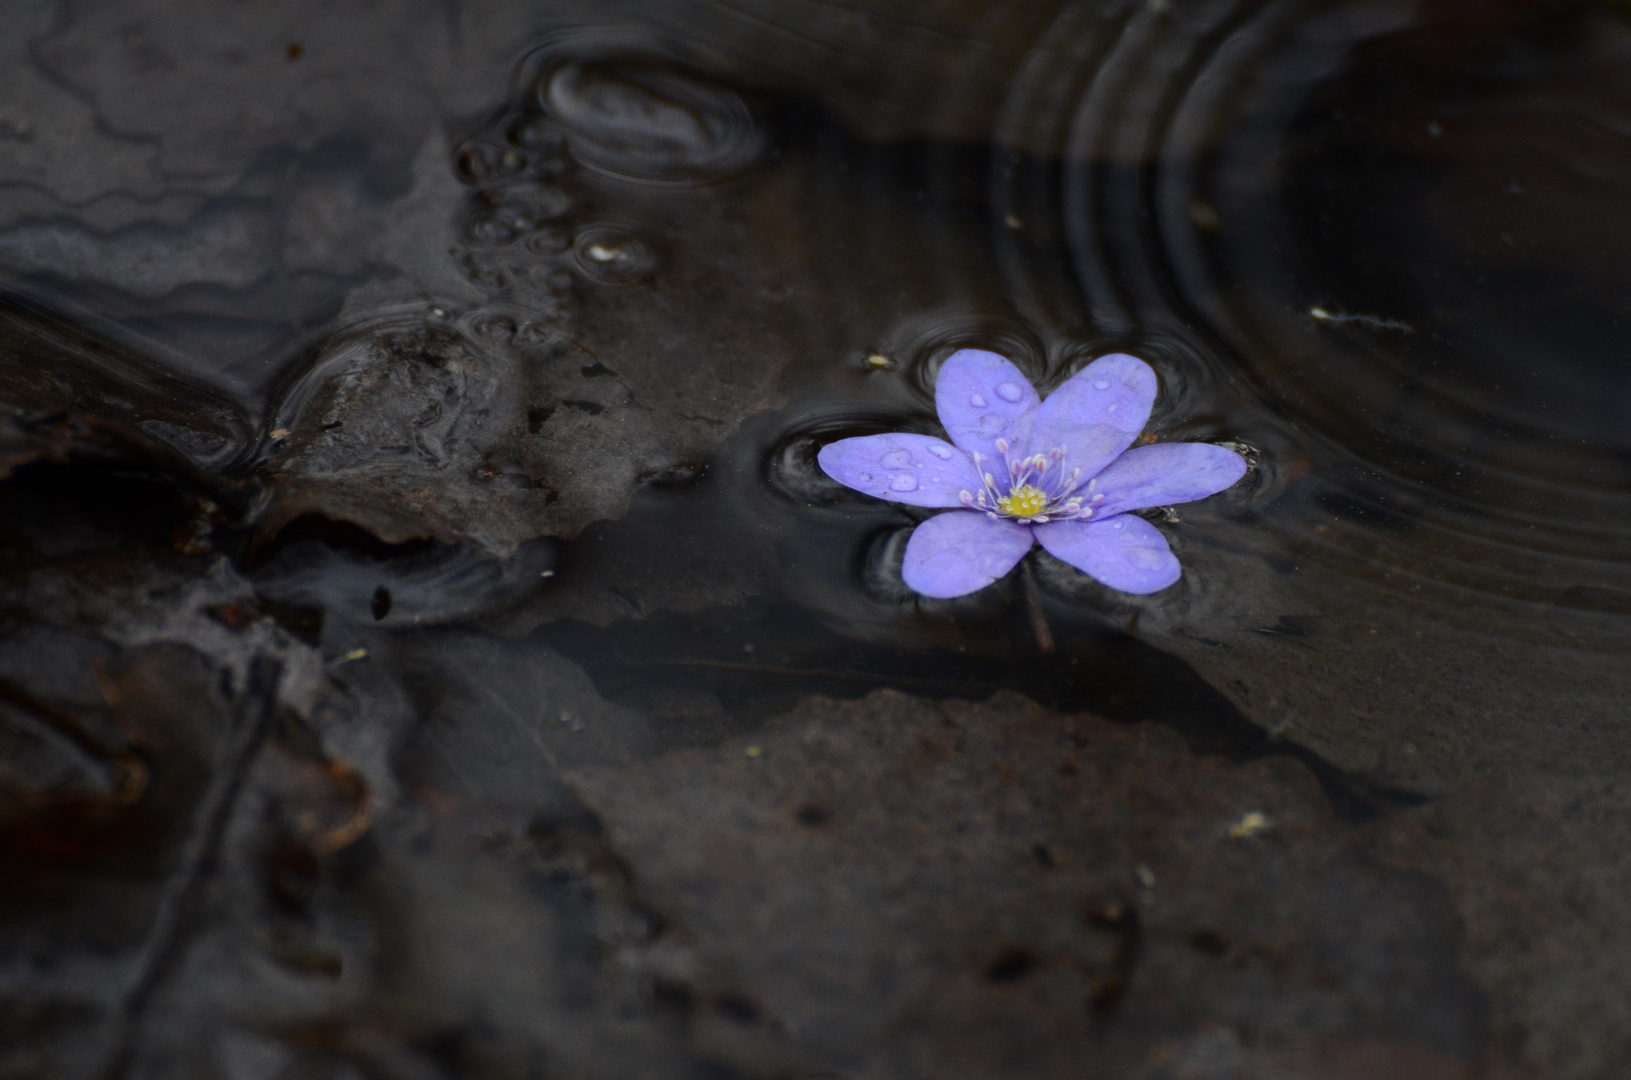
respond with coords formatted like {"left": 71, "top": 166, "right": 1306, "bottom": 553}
{"left": 2, "top": 0, "right": 1631, "bottom": 1076}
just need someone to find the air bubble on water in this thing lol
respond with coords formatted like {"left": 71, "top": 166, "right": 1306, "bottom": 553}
{"left": 996, "top": 381, "right": 1023, "bottom": 402}
{"left": 890, "top": 474, "right": 919, "bottom": 492}
{"left": 970, "top": 393, "right": 988, "bottom": 408}
{"left": 541, "top": 59, "right": 765, "bottom": 184}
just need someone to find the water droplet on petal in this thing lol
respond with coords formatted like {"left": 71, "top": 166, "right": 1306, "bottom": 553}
{"left": 890, "top": 474, "right": 919, "bottom": 492}
{"left": 1107, "top": 403, "right": 1118, "bottom": 413}
{"left": 995, "top": 381, "right": 1023, "bottom": 402}
{"left": 970, "top": 393, "right": 988, "bottom": 408}
{"left": 858, "top": 472, "right": 872, "bottom": 482}
{"left": 1094, "top": 379, "right": 1111, "bottom": 390}
{"left": 927, "top": 443, "right": 953, "bottom": 459}
{"left": 881, "top": 449, "right": 913, "bottom": 468}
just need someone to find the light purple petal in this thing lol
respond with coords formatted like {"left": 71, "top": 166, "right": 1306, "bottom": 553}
{"left": 1089, "top": 442, "right": 1248, "bottom": 517}
{"left": 1033, "top": 514, "right": 1180, "bottom": 594}
{"left": 1026, "top": 353, "right": 1157, "bottom": 478}
{"left": 818, "top": 433, "right": 984, "bottom": 508}
{"left": 933, "top": 349, "right": 1040, "bottom": 469}
{"left": 902, "top": 511, "right": 1035, "bottom": 599}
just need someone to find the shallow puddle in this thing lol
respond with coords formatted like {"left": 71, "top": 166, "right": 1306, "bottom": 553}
{"left": 1, "top": 1, "right": 1629, "bottom": 1077}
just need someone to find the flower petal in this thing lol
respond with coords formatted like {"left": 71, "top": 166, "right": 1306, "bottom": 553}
{"left": 902, "top": 511, "right": 1034, "bottom": 598}
{"left": 1033, "top": 514, "right": 1180, "bottom": 594}
{"left": 933, "top": 349, "right": 1040, "bottom": 468}
{"left": 1026, "top": 353, "right": 1157, "bottom": 479}
{"left": 818, "top": 433, "right": 984, "bottom": 508}
{"left": 1089, "top": 442, "right": 1248, "bottom": 517}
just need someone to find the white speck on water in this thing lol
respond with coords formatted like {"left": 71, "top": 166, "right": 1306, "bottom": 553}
{"left": 970, "top": 393, "right": 988, "bottom": 408}
{"left": 890, "top": 474, "right": 919, "bottom": 492}
{"left": 1093, "top": 379, "right": 1110, "bottom": 390}
{"left": 927, "top": 444, "right": 953, "bottom": 459}
{"left": 586, "top": 243, "right": 622, "bottom": 262}
{"left": 995, "top": 381, "right": 1023, "bottom": 402}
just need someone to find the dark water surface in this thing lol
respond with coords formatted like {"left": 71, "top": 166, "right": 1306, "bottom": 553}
{"left": 3, "top": 1, "right": 1631, "bottom": 1077}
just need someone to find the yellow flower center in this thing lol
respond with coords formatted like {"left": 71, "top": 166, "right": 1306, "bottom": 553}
{"left": 997, "top": 484, "right": 1048, "bottom": 519}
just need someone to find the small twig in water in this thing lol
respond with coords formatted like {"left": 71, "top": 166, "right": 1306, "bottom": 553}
{"left": 1308, "top": 306, "right": 1413, "bottom": 333}
{"left": 1021, "top": 561, "right": 1055, "bottom": 654}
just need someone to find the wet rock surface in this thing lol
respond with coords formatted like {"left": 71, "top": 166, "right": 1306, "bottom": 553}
{"left": 1370, "top": 777, "right": 1631, "bottom": 1080}
{"left": 568, "top": 690, "right": 1492, "bottom": 1079}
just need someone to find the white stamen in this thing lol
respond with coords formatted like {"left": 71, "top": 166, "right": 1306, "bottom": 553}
{"left": 1034, "top": 515, "right": 1049, "bottom": 523}
{"left": 1092, "top": 493, "right": 1104, "bottom": 504}
{"left": 995, "top": 438, "right": 1010, "bottom": 454}
{"left": 1082, "top": 507, "right": 1093, "bottom": 518}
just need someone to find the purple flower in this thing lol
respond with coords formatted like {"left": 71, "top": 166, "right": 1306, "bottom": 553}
{"left": 818, "top": 349, "right": 1247, "bottom": 598}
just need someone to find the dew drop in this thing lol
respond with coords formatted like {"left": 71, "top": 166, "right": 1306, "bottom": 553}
{"left": 1107, "top": 403, "right": 1118, "bottom": 413}
{"left": 1094, "top": 379, "right": 1111, "bottom": 390}
{"left": 881, "top": 449, "right": 913, "bottom": 468}
{"left": 927, "top": 443, "right": 953, "bottom": 460}
{"left": 970, "top": 393, "right": 988, "bottom": 408}
{"left": 995, "top": 381, "right": 1023, "bottom": 403}
{"left": 890, "top": 474, "right": 919, "bottom": 492}
{"left": 858, "top": 472, "right": 872, "bottom": 482}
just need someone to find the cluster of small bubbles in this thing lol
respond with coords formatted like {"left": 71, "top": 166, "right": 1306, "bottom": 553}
{"left": 450, "top": 85, "right": 585, "bottom": 328}
{"left": 449, "top": 52, "right": 733, "bottom": 333}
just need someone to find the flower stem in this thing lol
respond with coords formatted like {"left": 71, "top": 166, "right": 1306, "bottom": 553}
{"left": 1020, "top": 560, "right": 1055, "bottom": 654}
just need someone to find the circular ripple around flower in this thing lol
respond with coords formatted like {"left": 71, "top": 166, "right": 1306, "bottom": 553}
{"left": 992, "top": 0, "right": 1631, "bottom": 616}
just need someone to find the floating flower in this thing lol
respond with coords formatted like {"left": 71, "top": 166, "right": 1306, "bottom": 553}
{"left": 818, "top": 350, "right": 1247, "bottom": 598}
